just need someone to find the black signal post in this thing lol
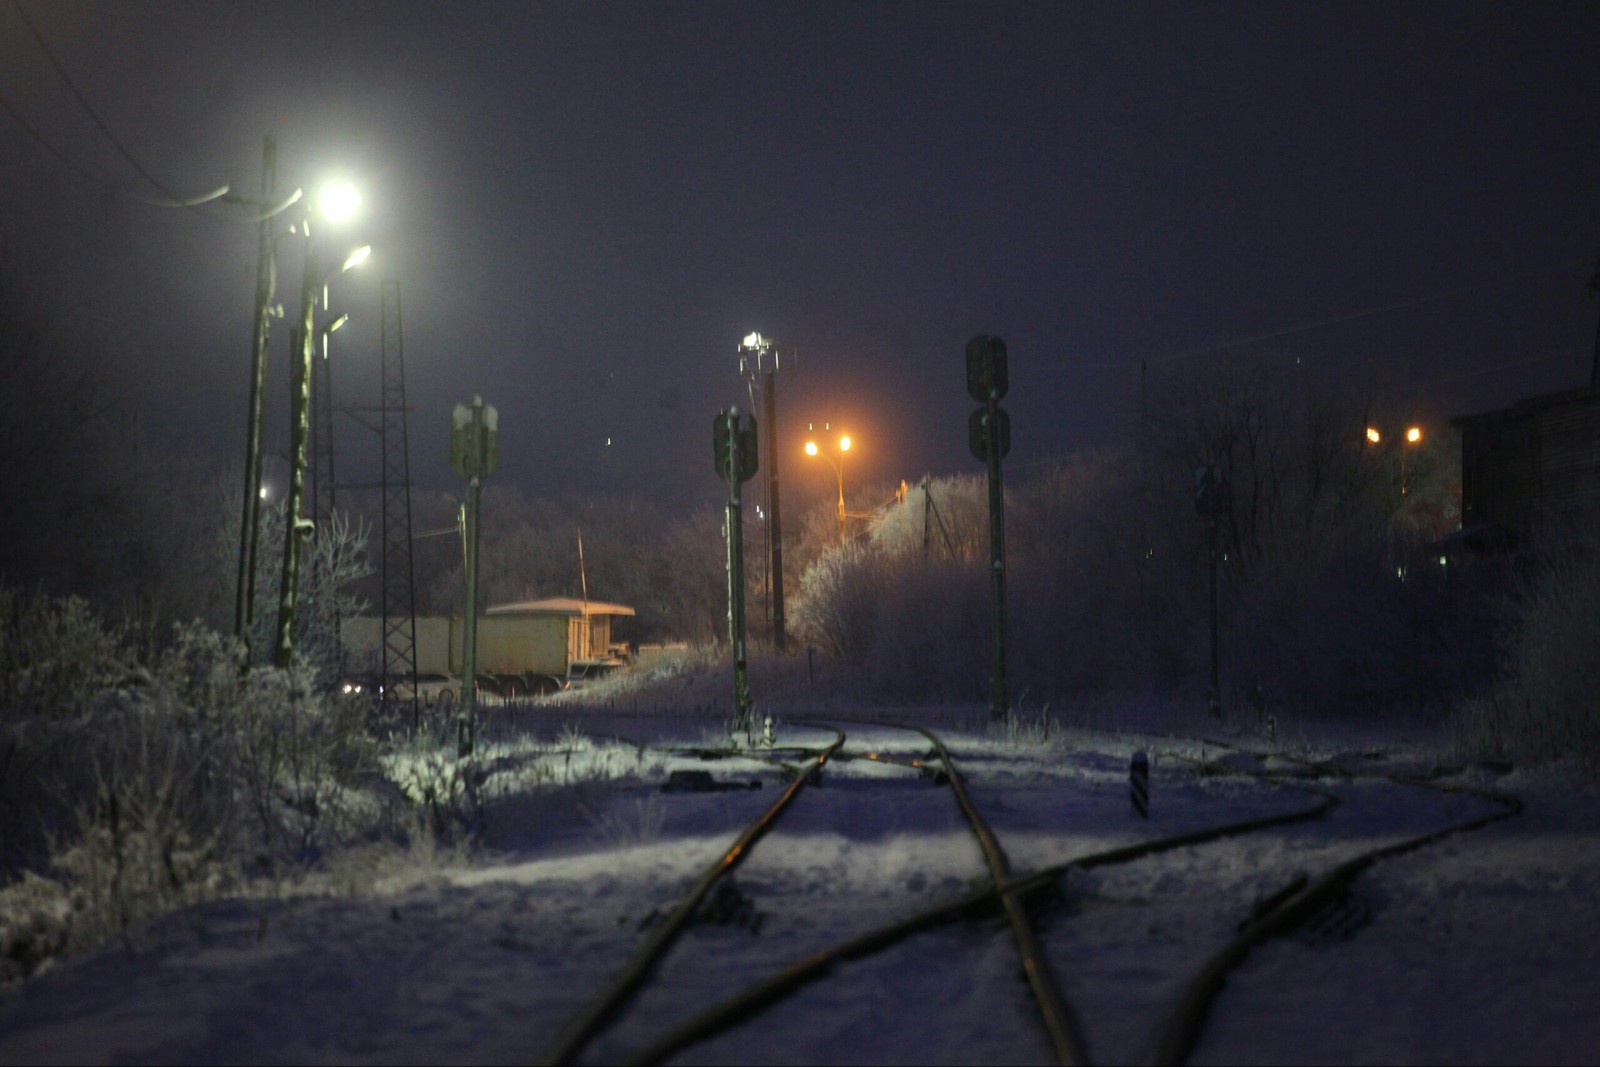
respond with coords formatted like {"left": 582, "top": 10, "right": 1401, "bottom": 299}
{"left": 966, "top": 335, "right": 1011, "bottom": 723}
{"left": 715, "top": 407, "right": 759, "bottom": 738}
{"left": 451, "top": 396, "right": 499, "bottom": 756}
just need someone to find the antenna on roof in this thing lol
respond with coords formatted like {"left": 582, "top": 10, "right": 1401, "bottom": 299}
{"left": 577, "top": 525, "right": 589, "bottom": 612}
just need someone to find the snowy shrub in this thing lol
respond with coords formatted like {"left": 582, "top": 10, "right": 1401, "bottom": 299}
{"left": 0, "top": 872, "right": 73, "bottom": 982}
{"left": 0, "top": 591, "right": 431, "bottom": 981}
{"left": 986, "top": 706, "right": 1059, "bottom": 749}
{"left": 556, "top": 722, "right": 591, "bottom": 751}
{"left": 226, "top": 665, "right": 380, "bottom": 856}
{"left": 579, "top": 791, "right": 666, "bottom": 848}
{"left": 0, "top": 587, "right": 142, "bottom": 719}
{"left": 869, "top": 474, "right": 990, "bottom": 561}
{"left": 385, "top": 743, "right": 485, "bottom": 837}
{"left": 0, "top": 698, "right": 239, "bottom": 978}
{"left": 152, "top": 621, "right": 247, "bottom": 722}
{"left": 791, "top": 542, "right": 884, "bottom": 666}
{"left": 321, "top": 811, "right": 468, "bottom": 897}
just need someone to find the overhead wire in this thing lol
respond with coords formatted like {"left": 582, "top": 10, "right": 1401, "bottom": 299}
{"left": 5, "top": 0, "right": 230, "bottom": 209}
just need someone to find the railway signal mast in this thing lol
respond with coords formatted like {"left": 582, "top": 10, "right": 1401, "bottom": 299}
{"left": 966, "top": 335, "right": 1012, "bottom": 723}
{"left": 738, "top": 332, "right": 793, "bottom": 652}
{"left": 714, "top": 407, "right": 759, "bottom": 739}
{"left": 451, "top": 396, "right": 498, "bottom": 756}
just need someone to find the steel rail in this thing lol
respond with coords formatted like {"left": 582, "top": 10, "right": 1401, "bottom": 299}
{"left": 620, "top": 784, "right": 1338, "bottom": 1066}
{"left": 534, "top": 726, "right": 846, "bottom": 1067}
{"left": 897, "top": 722, "right": 1090, "bottom": 1066}
{"left": 1146, "top": 741, "right": 1523, "bottom": 1066}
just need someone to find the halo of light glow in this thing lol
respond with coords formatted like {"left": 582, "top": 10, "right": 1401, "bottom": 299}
{"left": 317, "top": 181, "right": 362, "bottom": 223}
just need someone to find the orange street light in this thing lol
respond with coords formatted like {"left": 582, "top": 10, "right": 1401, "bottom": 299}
{"left": 1365, "top": 424, "right": 1424, "bottom": 493}
{"left": 805, "top": 426, "right": 851, "bottom": 544}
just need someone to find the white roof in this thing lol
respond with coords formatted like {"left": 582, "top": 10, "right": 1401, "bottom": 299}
{"left": 486, "top": 597, "right": 636, "bottom": 617}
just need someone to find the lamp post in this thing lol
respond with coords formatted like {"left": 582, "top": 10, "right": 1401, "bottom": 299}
{"left": 231, "top": 134, "right": 306, "bottom": 660}
{"left": 805, "top": 426, "right": 851, "bottom": 544}
{"left": 274, "top": 182, "right": 367, "bottom": 669}
{"left": 1365, "top": 424, "right": 1424, "bottom": 495}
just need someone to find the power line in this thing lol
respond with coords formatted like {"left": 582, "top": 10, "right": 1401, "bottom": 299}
{"left": 7, "top": 0, "right": 228, "bottom": 209}
{"left": 1148, "top": 282, "right": 1497, "bottom": 366}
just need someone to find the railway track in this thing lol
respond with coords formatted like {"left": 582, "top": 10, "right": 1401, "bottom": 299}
{"left": 534, "top": 720, "right": 1519, "bottom": 1066}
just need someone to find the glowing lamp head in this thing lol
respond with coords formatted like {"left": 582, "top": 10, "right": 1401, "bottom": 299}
{"left": 839, "top": 435, "right": 851, "bottom": 452}
{"left": 317, "top": 181, "right": 362, "bottom": 223}
{"left": 1406, "top": 426, "right": 1422, "bottom": 444}
{"left": 743, "top": 332, "right": 764, "bottom": 348}
{"left": 805, "top": 441, "right": 819, "bottom": 456}
{"left": 1366, "top": 427, "right": 1381, "bottom": 444}
{"left": 341, "top": 245, "right": 372, "bottom": 272}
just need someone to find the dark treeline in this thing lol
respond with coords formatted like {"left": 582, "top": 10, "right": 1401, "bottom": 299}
{"left": 791, "top": 355, "right": 1483, "bottom": 720}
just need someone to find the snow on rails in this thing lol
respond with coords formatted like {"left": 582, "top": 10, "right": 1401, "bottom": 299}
{"left": 535, "top": 722, "right": 1521, "bottom": 1067}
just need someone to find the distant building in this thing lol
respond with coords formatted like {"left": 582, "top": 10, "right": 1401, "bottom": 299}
{"left": 342, "top": 596, "right": 636, "bottom": 680}
{"left": 1452, "top": 387, "right": 1600, "bottom": 547}
{"left": 484, "top": 597, "right": 636, "bottom": 666}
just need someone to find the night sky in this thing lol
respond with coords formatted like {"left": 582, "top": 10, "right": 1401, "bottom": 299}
{"left": 5, "top": 1, "right": 1600, "bottom": 514}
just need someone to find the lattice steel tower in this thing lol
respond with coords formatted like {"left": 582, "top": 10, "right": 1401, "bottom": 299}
{"left": 379, "top": 279, "right": 419, "bottom": 720}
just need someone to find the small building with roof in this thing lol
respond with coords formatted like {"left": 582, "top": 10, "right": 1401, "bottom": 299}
{"left": 482, "top": 597, "right": 636, "bottom": 669}
{"left": 342, "top": 596, "right": 636, "bottom": 682}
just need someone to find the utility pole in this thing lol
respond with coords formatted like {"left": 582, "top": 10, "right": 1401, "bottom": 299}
{"left": 274, "top": 226, "right": 320, "bottom": 669}
{"left": 234, "top": 134, "right": 277, "bottom": 658}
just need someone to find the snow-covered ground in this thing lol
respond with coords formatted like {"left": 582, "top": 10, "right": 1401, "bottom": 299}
{"left": 0, "top": 709, "right": 1595, "bottom": 1066}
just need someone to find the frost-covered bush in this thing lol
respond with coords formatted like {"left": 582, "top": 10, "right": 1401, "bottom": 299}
{"left": 0, "top": 587, "right": 142, "bottom": 718}
{"left": 0, "top": 591, "right": 396, "bottom": 981}
{"left": 580, "top": 792, "right": 666, "bottom": 848}
{"left": 226, "top": 664, "right": 380, "bottom": 856}
{"left": 985, "top": 707, "right": 1059, "bottom": 749}
{"left": 790, "top": 542, "right": 884, "bottom": 666}
{"left": 0, "top": 872, "right": 73, "bottom": 982}
{"left": 0, "top": 696, "right": 236, "bottom": 980}
{"left": 50, "top": 718, "right": 235, "bottom": 948}
{"left": 384, "top": 742, "right": 485, "bottom": 837}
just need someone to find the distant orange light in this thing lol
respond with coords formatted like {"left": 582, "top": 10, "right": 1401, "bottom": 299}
{"left": 839, "top": 435, "right": 851, "bottom": 452}
{"left": 805, "top": 441, "right": 819, "bottom": 456}
{"left": 1366, "top": 427, "right": 1381, "bottom": 444}
{"left": 1406, "top": 426, "right": 1422, "bottom": 444}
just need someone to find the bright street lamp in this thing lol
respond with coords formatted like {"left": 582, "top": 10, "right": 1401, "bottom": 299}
{"left": 805, "top": 425, "right": 851, "bottom": 544}
{"left": 1364, "top": 424, "right": 1424, "bottom": 494}
{"left": 317, "top": 180, "right": 361, "bottom": 223}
